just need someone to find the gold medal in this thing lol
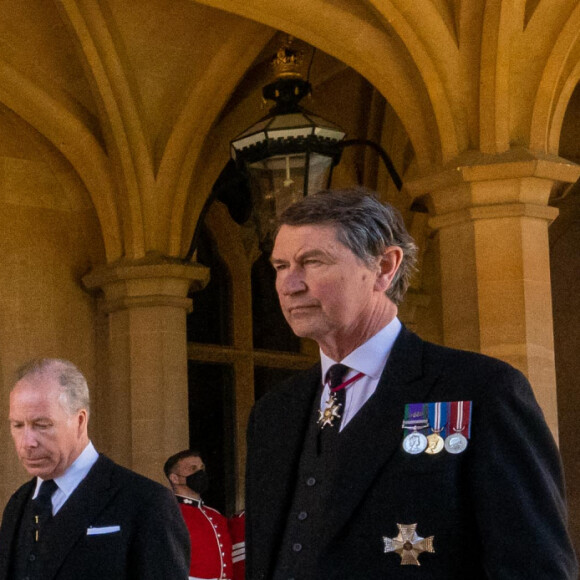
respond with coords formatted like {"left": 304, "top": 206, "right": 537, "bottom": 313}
{"left": 425, "top": 432, "right": 444, "bottom": 455}
{"left": 317, "top": 394, "right": 342, "bottom": 429}
{"left": 425, "top": 402, "right": 447, "bottom": 455}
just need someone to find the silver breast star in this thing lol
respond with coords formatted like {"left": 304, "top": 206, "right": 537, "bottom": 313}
{"left": 383, "top": 523, "right": 435, "bottom": 566}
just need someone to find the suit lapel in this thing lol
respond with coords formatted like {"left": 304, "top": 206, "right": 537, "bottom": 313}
{"left": 40, "top": 455, "right": 118, "bottom": 579}
{"left": 322, "top": 328, "right": 441, "bottom": 543}
{"left": 0, "top": 480, "right": 35, "bottom": 580}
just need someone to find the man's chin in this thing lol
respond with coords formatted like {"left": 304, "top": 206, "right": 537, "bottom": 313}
{"left": 287, "top": 322, "right": 320, "bottom": 341}
{"left": 22, "top": 459, "right": 53, "bottom": 478}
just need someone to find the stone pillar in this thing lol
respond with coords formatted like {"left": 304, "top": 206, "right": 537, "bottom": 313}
{"left": 83, "top": 255, "right": 209, "bottom": 483}
{"left": 405, "top": 150, "right": 580, "bottom": 440}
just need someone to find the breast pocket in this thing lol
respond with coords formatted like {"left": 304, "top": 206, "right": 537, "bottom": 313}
{"left": 68, "top": 527, "right": 126, "bottom": 579}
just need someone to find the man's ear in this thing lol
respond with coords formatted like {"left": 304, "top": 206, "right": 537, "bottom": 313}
{"left": 168, "top": 473, "right": 180, "bottom": 486}
{"left": 76, "top": 409, "right": 89, "bottom": 435}
{"left": 374, "top": 246, "right": 403, "bottom": 292}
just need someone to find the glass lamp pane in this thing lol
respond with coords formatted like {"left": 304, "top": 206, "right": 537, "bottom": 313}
{"left": 267, "top": 112, "right": 311, "bottom": 129}
{"left": 246, "top": 152, "right": 334, "bottom": 243}
{"left": 307, "top": 153, "right": 333, "bottom": 195}
{"left": 247, "top": 154, "right": 305, "bottom": 241}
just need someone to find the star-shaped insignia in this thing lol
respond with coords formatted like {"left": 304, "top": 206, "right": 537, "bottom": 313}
{"left": 317, "top": 395, "right": 342, "bottom": 428}
{"left": 383, "top": 523, "right": 435, "bottom": 566}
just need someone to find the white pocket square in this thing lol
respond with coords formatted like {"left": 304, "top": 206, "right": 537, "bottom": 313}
{"left": 87, "top": 525, "right": 121, "bottom": 535}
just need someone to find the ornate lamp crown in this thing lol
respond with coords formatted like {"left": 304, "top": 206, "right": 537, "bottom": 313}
{"left": 271, "top": 40, "right": 304, "bottom": 79}
{"left": 229, "top": 37, "right": 346, "bottom": 249}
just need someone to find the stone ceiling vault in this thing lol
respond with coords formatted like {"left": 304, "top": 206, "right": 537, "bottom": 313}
{"left": 0, "top": 0, "right": 578, "bottom": 264}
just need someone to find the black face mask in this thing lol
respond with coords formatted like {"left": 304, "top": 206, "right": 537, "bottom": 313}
{"left": 186, "top": 470, "right": 209, "bottom": 495}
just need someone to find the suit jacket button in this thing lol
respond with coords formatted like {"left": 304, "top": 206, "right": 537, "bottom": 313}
{"left": 292, "top": 543, "right": 303, "bottom": 552}
{"left": 306, "top": 477, "right": 316, "bottom": 486}
{"left": 298, "top": 511, "right": 308, "bottom": 521}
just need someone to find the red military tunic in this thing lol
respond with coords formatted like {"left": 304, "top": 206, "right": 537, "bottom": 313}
{"left": 177, "top": 495, "right": 233, "bottom": 580}
{"left": 227, "top": 511, "right": 246, "bottom": 580}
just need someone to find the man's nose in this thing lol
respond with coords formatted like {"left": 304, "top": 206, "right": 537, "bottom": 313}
{"left": 278, "top": 267, "right": 306, "bottom": 295}
{"left": 19, "top": 426, "right": 39, "bottom": 449}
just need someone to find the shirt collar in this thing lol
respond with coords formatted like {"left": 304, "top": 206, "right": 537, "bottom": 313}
{"left": 320, "top": 317, "right": 402, "bottom": 381}
{"left": 176, "top": 494, "right": 203, "bottom": 507}
{"left": 35, "top": 441, "right": 99, "bottom": 499}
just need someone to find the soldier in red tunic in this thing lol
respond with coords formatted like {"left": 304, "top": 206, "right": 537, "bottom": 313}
{"left": 227, "top": 510, "right": 246, "bottom": 580}
{"left": 165, "top": 450, "right": 233, "bottom": 580}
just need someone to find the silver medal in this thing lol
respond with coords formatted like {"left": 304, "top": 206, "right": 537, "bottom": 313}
{"left": 444, "top": 432, "right": 468, "bottom": 454}
{"left": 403, "top": 431, "right": 428, "bottom": 454}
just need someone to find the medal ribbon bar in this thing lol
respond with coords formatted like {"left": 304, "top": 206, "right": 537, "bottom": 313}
{"left": 402, "top": 402, "right": 429, "bottom": 434}
{"left": 428, "top": 402, "right": 448, "bottom": 437}
{"left": 448, "top": 400, "right": 472, "bottom": 437}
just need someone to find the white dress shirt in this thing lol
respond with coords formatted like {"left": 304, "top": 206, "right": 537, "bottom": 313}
{"left": 33, "top": 440, "right": 99, "bottom": 515}
{"left": 320, "top": 317, "right": 402, "bottom": 431}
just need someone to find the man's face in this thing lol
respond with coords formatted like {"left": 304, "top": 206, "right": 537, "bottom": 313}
{"left": 9, "top": 374, "right": 88, "bottom": 480}
{"left": 271, "top": 224, "right": 385, "bottom": 347}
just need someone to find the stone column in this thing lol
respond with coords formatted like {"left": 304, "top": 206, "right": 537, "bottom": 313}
{"left": 405, "top": 149, "right": 580, "bottom": 440}
{"left": 83, "top": 255, "right": 209, "bottom": 483}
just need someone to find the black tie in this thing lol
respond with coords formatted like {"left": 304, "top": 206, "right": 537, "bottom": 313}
{"left": 33, "top": 479, "right": 57, "bottom": 541}
{"left": 317, "top": 364, "right": 349, "bottom": 455}
{"left": 325, "top": 363, "right": 350, "bottom": 428}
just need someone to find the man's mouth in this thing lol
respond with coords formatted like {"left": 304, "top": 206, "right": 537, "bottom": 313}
{"left": 23, "top": 457, "right": 48, "bottom": 465}
{"left": 288, "top": 304, "right": 318, "bottom": 314}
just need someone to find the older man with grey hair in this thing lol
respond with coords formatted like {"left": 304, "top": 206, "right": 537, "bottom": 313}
{"left": 245, "top": 188, "right": 577, "bottom": 579}
{"left": 0, "top": 358, "right": 190, "bottom": 580}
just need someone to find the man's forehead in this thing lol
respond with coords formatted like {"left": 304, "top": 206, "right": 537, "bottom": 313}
{"left": 273, "top": 223, "right": 342, "bottom": 255}
{"left": 10, "top": 377, "right": 67, "bottom": 412}
{"left": 9, "top": 392, "right": 61, "bottom": 421}
{"left": 12, "top": 374, "right": 60, "bottom": 398}
{"left": 276, "top": 222, "right": 338, "bottom": 238}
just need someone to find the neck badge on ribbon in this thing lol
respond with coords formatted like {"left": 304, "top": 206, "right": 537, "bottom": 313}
{"left": 317, "top": 371, "right": 364, "bottom": 429}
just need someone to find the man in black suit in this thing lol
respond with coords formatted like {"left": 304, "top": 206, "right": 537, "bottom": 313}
{"left": 0, "top": 358, "right": 190, "bottom": 580}
{"left": 245, "top": 188, "right": 578, "bottom": 579}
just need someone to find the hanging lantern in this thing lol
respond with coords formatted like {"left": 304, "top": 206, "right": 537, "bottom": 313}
{"left": 230, "top": 40, "right": 346, "bottom": 244}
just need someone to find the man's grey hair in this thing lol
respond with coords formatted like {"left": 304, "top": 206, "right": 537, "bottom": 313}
{"left": 15, "top": 358, "right": 90, "bottom": 416}
{"left": 277, "top": 187, "right": 418, "bottom": 304}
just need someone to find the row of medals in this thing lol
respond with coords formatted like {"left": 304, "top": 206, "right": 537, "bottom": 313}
{"left": 402, "top": 426, "right": 468, "bottom": 455}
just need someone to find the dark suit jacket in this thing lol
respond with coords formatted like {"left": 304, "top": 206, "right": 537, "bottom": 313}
{"left": 0, "top": 454, "right": 190, "bottom": 580}
{"left": 245, "top": 327, "right": 578, "bottom": 579}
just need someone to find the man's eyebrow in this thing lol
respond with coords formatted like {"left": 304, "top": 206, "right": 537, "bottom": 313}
{"left": 9, "top": 415, "right": 51, "bottom": 422}
{"left": 271, "top": 249, "right": 332, "bottom": 265}
{"left": 299, "top": 249, "right": 328, "bottom": 259}
{"left": 296, "top": 248, "right": 336, "bottom": 264}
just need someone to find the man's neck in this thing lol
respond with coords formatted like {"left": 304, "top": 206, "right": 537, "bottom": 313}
{"left": 319, "top": 304, "right": 398, "bottom": 361}
{"left": 174, "top": 485, "right": 201, "bottom": 501}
